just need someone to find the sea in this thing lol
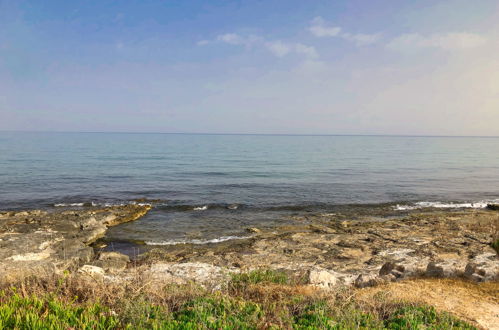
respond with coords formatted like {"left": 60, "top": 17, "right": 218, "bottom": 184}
{"left": 1, "top": 132, "right": 498, "bottom": 248}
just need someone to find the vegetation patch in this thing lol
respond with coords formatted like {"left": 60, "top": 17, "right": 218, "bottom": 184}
{"left": 384, "top": 305, "right": 475, "bottom": 329}
{"left": 231, "top": 269, "right": 289, "bottom": 285}
{"left": 0, "top": 292, "right": 119, "bottom": 329}
{"left": 0, "top": 272, "right": 480, "bottom": 329}
{"left": 492, "top": 238, "right": 499, "bottom": 254}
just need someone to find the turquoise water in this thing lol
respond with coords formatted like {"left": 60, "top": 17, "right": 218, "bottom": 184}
{"left": 1, "top": 132, "right": 498, "bottom": 244}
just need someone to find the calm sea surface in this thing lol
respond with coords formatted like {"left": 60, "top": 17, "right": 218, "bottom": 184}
{"left": 1, "top": 132, "right": 498, "bottom": 245}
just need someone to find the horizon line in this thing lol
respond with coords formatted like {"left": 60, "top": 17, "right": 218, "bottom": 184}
{"left": 1, "top": 129, "right": 498, "bottom": 138}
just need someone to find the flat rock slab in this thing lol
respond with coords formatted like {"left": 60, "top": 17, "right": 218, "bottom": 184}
{"left": 0, "top": 205, "right": 150, "bottom": 284}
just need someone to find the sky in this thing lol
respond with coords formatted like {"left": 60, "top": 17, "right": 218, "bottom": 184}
{"left": 1, "top": 0, "right": 498, "bottom": 136}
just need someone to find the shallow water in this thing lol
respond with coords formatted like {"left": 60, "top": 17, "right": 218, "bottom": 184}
{"left": 1, "top": 132, "right": 498, "bottom": 244}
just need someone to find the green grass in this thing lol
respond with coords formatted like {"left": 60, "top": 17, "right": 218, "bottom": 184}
{"left": 0, "top": 271, "right": 478, "bottom": 329}
{"left": 492, "top": 238, "right": 499, "bottom": 254}
{"left": 171, "top": 296, "right": 263, "bottom": 329}
{"left": 293, "top": 301, "right": 382, "bottom": 329}
{"left": 384, "top": 305, "right": 476, "bottom": 329}
{"left": 230, "top": 269, "right": 289, "bottom": 285}
{"left": 0, "top": 293, "right": 477, "bottom": 329}
{"left": 0, "top": 292, "right": 119, "bottom": 329}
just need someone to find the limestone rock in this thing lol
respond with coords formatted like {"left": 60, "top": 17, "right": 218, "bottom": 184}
{"left": 425, "top": 260, "right": 461, "bottom": 278}
{"left": 0, "top": 205, "right": 151, "bottom": 283}
{"left": 78, "top": 265, "right": 105, "bottom": 280}
{"left": 379, "top": 258, "right": 426, "bottom": 280}
{"left": 307, "top": 268, "right": 356, "bottom": 289}
{"left": 464, "top": 253, "right": 499, "bottom": 282}
{"left": 145, "top": 262, "right": 234, "bottom": 287}
{"left": 92, "top": 252, "right": 130, "bottom": 273}
{"left": 355, "top": 274, "right": 379, "bottom": 288}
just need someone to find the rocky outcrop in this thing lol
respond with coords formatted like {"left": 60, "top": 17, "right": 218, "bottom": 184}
{"left": 1, "top": 206, "right": 498, "bottom": 289}
{"left": 137, "top": 209, "right": 498, "bottom": 285}
{"left": 0, "top": 205, "right": 151, "bottom": 284}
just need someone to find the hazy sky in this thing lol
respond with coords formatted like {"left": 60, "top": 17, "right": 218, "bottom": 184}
{"left": 1, "top": 0, "right": 498, "bottom": 135}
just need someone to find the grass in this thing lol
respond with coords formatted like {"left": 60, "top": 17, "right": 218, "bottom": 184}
{"left": 230, "top": 269, "right": 290, "bottom": 285}
{"left": 492, "top": 238, "right": 499, "bottom": 254}
{"left": 383, "top": 306, "right": 475, "bottom": 329}
{"left": 0, "top": 271, "right": 478, "bottom": 329}
{"left": 491, "top": 216, "right": 499, "bottom": 255}
{"left": 0, "top": 292, "right": 119, "bottom": 329}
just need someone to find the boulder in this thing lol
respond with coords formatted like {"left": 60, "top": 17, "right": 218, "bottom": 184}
{"left": 486, "top": 204, "right": 499, "bottom": 211}
{"left": 78, "top": 265, "right": 105, "bottom": 280}
{"left": 308, "top": 269, "right": 338, "bottom": 289}
{"left": 425, "top": 260, "right": 461, "bottom": 278}
{"left": 92, "top": 252, "right": 130, "bottom": 273}
{"left": 307, "top": 268, "right": 356, "bottom": 289}
{"left": 354, "top": 274, "right": 378, "bottom": 288}
{"left": 464, "top": 253, "right": 499, "bottom": 282}
{"left": 379, "top": 258, "right": 425, "bottom": 279}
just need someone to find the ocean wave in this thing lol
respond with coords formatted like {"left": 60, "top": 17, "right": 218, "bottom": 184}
{"left": 394, "top": 200, "right": 498, "bottom": 211}
{"left": 193, "top": 205, "right": 208, "bottom": 211}
{"left": 144, "top": 235, "right": 251, "bottom": 246}
{"left": 54, "top": 202, "right": 87, "bottom": 207}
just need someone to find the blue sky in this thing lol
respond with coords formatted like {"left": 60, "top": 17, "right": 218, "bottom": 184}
{"left": 1, "top": 0, "right": 498, "bottom": 135}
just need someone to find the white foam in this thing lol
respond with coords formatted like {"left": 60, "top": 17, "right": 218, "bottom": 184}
{"left": 193, "top": 205, "right": 208, "bottom": 211}
{"left": 145, "top": 235, "right": 251, "bottom": 246}
{"left": 394, "top": 200, "right": 497, "bottom": 211}
{"left": 54, "top": 203, "right": 85, "bottom": 207}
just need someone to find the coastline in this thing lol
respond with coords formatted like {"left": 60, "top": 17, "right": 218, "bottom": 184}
{"left": 1, "top": 203, "right": 497, "bottom": 284}
{"left": 1, "top": 202, "right": 498, "bottom": 328}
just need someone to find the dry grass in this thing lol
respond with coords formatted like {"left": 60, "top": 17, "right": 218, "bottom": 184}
{"left": 355, "top": 278, "right": 499, "bottom": 329}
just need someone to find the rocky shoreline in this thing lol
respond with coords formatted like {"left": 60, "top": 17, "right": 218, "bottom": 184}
{"left": 0, "top": 205, "right": 151, "bottom": 284}
{"left": 1, "top": 204, "right": 498, "bottom": 289}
